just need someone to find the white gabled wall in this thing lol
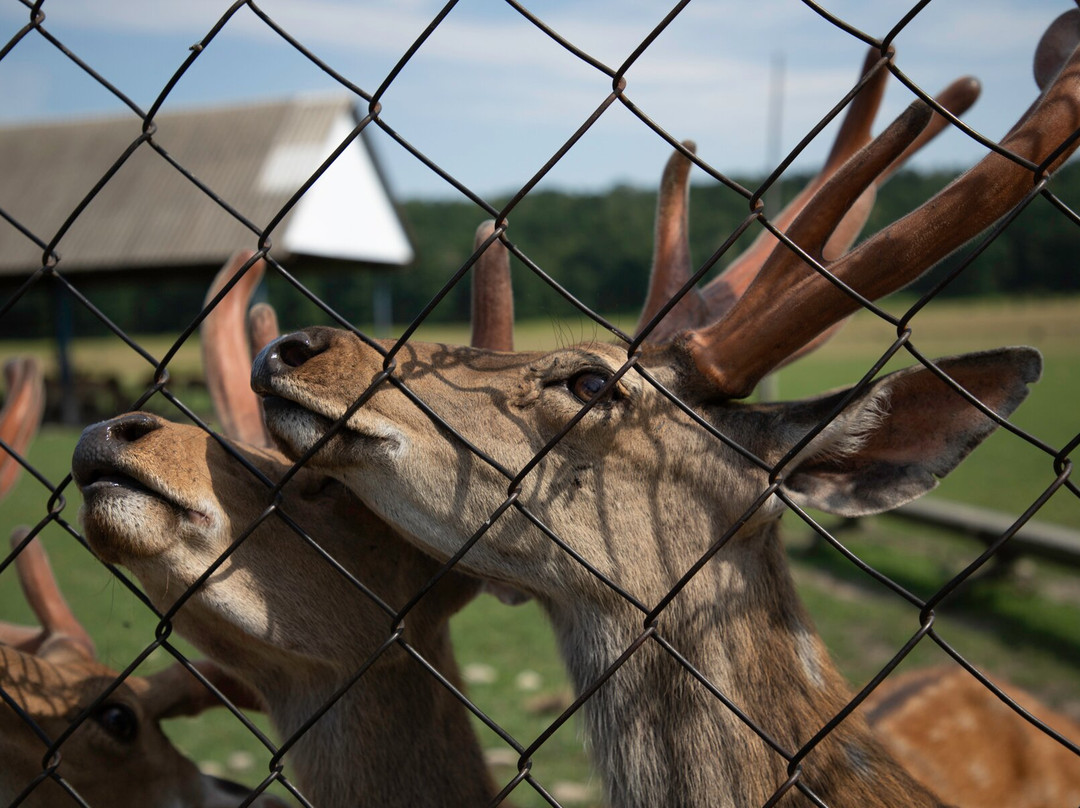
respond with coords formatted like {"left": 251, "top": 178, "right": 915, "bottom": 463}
{"left": 279, "top": 113, "right": 414, "bottom": 266}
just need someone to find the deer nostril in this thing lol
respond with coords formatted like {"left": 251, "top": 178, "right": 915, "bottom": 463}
{"left": 276, "top": 333, "right": 319, "bottom": 368}
{"left": 106, "top": 412, "right": 161, "bottom": 444}
{"left": 252, "top": 330, "right": 331, "bottom": 394}
{"left": 278, "top": 337, "right": 313, "bottom": 369}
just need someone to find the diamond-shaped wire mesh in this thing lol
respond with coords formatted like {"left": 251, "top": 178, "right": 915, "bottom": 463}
{"left": 0, "top": 1, "right": 1078, "bottom": 807}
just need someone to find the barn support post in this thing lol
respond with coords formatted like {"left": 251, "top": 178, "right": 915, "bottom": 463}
{"left": 373, "top": 272, "right": 392, "bottom": 338}
{"left": 52, "top": 284, "right": 79, "bottom": 425}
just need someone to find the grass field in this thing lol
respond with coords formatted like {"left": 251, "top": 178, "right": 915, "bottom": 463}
{"left": 1, "top": 295, "right": 1078, "bottom": 806}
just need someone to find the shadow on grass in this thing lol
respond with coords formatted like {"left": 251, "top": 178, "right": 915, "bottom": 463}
{"left": 787, "top": 515, "right": 1080, "bottom": 686}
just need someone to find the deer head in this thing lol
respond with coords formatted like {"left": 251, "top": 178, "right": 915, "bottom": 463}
{"left": 249, "top": 18, "right": 1080, "bottom": 808}
{"left": 71, "top": 247, "right": 510, "bottom": 806}
{"left": 0, "top": 359, "right": 283, "bottom": 808}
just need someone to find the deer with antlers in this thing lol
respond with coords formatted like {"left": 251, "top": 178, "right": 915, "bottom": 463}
{"left": 0, "top": 358, "right": 286, "bottom": 808}
{"left": 248, "top": 14, "right": 1080, "bottom": 808}
{"left": 71, "top": 251, "right": 507, "bottom": 806}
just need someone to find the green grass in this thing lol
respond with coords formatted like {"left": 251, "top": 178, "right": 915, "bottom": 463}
{"left": 1, "top": 296, "right": 1078, "bottom": 806}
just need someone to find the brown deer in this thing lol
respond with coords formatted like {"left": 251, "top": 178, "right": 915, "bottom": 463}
{"left": 71, "top": 250, "right": 506, "bottom": 806}
{"left": 248, "top": 18, "right": 1080, "bottom": 808}
{"left": 865, "top": 666, "right": 1080, "bottom": 808}
{"left": 0, "top": 359, "right": 286, "bottom": 808}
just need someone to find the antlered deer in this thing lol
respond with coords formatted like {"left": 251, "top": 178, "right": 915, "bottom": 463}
{"left": 68, "top": 246, "right": 1077, "bottom": 808}
{"left": 0, "top": 359, "right": 285, "bottom": 808}
{"left": 249, "top": 17, "right": 1080, "bottom": 808}
{"left": 72, "top": 251, "right": 506, "bottom": 806}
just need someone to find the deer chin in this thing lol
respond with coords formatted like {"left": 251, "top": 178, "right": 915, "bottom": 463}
{"left": 73, "top": 466, "right": 218, "bottom": 564}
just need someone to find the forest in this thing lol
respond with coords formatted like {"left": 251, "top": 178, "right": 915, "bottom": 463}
{"left": 5, "top": 163, "right": 1079, "bottom": 339}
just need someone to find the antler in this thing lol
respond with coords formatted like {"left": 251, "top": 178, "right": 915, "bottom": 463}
{"left": 248, "top": 301, "right": 280, "bottom": 359}
{"left": 703, "top": 48, "right": 894, "bottom": 314}
{"left": 1035, "top": 8, "right": 1080, "bottom": 90}
{"left": 205, "top": 232, "right": 511, "bottom": 448}
{"left": 201, "top": 251, "right": 275, "bottom": 448}
{"left": 0, "top": 359, "right": 52, "bottom": 650}
{"left": 0, "top": 357, "right": 45, "bottom": 496}
{"left": 637, "top": 48, "right": 980, "bottom": 345}
{"left": 470, "top": 220, "right": 514, "bottom": 352}
{"left": 683, "top": 25, "right": 1080, "bottom": 398}
{"left": 1, "top": 527, "right": 97, "bottom": 661}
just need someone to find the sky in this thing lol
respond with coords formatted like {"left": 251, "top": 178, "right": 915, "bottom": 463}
{"left": 0, "top": 0, "right": 1072, "bottom": 200}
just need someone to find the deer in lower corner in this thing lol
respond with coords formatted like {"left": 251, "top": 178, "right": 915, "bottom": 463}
{"left": 865, "top": 665, "right": 1080, "bottom": 808}
{"left": 249, "top": 15, "right": 1080, "bottom": 808}
{"left": 0, "top": 358, "right": 286, "bottom": 808}
{"left": 70, "top": 249, "right": 512, "bottom": 806}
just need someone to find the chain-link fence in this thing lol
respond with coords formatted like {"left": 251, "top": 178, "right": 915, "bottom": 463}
{"left": 1, "top": 1, "right": 1079, "bottom": 806}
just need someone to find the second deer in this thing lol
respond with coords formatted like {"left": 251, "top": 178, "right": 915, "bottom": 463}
{"left": 71, "top": 251, "right": 507, "bottom": 806}
{"left": 0, "top": 358, "right": 285, "bottom": 808}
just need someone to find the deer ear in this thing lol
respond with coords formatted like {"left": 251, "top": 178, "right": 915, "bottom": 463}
{"left": 779, "top": 348, "right": 1042, "bottom": 517}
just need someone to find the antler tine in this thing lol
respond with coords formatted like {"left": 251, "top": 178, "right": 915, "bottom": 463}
{"left": 248, "top": 302, "right": 280, "bottom": 359}
{"left": 692, "top": 48, "right": 892, "bottom": 321}
{"left": 470, "top": 220, "right": 515, "bottom": 351}
{"left": 637, "top": 50, "right": 893, "bottom": 344}
{"left": 687, "top": 32, "right": 1080, "bottom": 399}
{"left": 822, "top": 75, "right": 982, "bottom": 262}
{"left": 721, "top": 75, "right": 984, "bottom": 369}
{"left": 201, "top": 250, "right": 273, "bottom": 448}
{"left": 8, "top": 526, "right": 96, "bottom": 660}
{"left": 635, "top": 141, "right": 709, "bottom": 342}
{"left": 1035, "top": 9, "right": 1080, "bottom": 91}
{"left": 779, "top": 74, "right": 983, "bottom": 364}
{"left": 0, "top": 357, "right": 45, "bottom": 498}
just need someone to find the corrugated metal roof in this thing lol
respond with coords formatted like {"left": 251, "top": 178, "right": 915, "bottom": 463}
{"left": 0, "top": 95, "right": 412, "bottom": 275}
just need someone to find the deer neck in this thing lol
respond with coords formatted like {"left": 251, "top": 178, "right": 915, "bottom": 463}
{"left": 542, "top": 521, "right": 943, "bottom": 808}
{"left": 251, "top": 624, "right": 494, "bottom": 807}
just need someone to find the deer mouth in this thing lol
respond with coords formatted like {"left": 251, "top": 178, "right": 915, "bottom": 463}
{"left": 72, "top": 457, "right": 214, "bottom": 535}
{"left": 258, "top": 391, "right": 404, "bottom": 466}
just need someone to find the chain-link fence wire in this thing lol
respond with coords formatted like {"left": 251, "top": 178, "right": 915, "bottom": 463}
{"left": 1, "top": 0, "right": 1079, "bottom": 806}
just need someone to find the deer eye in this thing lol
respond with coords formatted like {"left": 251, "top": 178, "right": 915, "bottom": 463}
{"left": 569, "top": 371, "right": 612, "bottom": 403}
{"left": 92, "top": 703, "right": 139, "bottom": 743}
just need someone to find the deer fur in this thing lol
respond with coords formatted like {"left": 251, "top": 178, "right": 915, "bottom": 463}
{"left": 253, "top": 330, "right": 1051, "bottom": 807}
{"left": 865, "top": 666, "right": 1080, "bottom": 808}
{"left": 73, "top": 414, "right": 495, "bottom": 807}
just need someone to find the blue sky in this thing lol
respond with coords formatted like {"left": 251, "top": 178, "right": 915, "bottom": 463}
{"left": 0, "top": 0, "right": 1070, "bottom": 199}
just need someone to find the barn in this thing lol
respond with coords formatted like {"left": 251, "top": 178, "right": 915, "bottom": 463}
{"left": 0, "top": 94, "right": 414, "bottom": 421}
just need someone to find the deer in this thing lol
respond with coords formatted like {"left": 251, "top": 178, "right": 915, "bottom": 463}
{"left": 0, "top": 358, "right": 287, "bottom": 808}
{"left": 70, "top": 249, "right": 509, "bottom": 806}
{"left": 248, "top": 14, "right": 1080, "bottom": 808}
{"left": 864, "top": 665, "right": 1080, "bottom": 808}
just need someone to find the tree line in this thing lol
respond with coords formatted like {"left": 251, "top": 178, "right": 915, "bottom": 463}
{"left": 296, "top": 163, "right": 1080, "bottom": 330}
{"left": 4, "top": 164, "right": 1077, "bottom": 340}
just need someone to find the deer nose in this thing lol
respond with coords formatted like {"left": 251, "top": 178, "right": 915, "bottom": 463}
{"left": 251, "top": 329, "right": 330, "bottom": 391}
{"left": 72, "top": 412, "right": 165, "bottom": 487}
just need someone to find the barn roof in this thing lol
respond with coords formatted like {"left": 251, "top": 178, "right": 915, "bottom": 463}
{"left": 0, "top": 95, "right": 414, "bottom": 277}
